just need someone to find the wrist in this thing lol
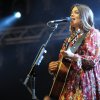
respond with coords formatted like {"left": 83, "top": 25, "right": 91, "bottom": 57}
{"left": 73, "top": 54, "right": 79, "bottom": 61}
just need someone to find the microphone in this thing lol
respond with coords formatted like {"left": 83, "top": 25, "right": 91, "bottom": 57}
{"left": 48, "top": 17, "right": 71, "bottom": 24}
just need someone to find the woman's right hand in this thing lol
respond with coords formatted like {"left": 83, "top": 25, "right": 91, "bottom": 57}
{"left": 48, "top": 61, "right": 59, "bottom": 74}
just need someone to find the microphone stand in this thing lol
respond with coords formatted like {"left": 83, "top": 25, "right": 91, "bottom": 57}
{"left": 23, "top": 24, "right": 58, "bottom": 100}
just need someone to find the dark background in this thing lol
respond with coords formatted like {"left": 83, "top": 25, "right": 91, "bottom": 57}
{"left": 0, "top": 0, "right": 100, "bottom": 100}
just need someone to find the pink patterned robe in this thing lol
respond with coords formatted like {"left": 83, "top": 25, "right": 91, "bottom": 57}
{"left": 59, "top": 27, "right": 100, "bottom": 100}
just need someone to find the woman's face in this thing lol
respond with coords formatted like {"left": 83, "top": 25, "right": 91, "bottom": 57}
{"left": 70, "top": 6, "right": 81, "bottom": 29}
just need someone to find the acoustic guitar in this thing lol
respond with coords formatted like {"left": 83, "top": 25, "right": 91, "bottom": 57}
{"left": 49, "top": 32, "right": 86, "bottom": 100}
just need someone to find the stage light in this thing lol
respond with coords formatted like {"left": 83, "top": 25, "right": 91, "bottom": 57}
{"left": 14, "top": 12, "right": 21, "bottom": 18}
{"left": 0, "top": 12, "right": 21, "bottom": 32}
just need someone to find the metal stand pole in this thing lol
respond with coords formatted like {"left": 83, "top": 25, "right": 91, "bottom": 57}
{"left": 23, "top": 23, "right": 58, "bottom": 100}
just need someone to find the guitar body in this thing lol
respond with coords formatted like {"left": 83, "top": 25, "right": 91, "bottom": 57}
{"left": 49, "top": 60, "right": 71, "bottom": 100}
{"left": 49, "top": 80, "right": 65, "bottom": 100}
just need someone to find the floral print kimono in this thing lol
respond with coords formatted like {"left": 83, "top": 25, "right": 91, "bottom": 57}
{"left": 59, "top": 27, "right": 100, "bottom": 100}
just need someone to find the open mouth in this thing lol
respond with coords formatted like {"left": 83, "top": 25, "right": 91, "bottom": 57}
{"left": 71, "top": 18, "right": 75, "bottom": 21}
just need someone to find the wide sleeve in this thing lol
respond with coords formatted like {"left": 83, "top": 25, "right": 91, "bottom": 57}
{"left": 77, "top": 29, "right": 100, "bottom": 71}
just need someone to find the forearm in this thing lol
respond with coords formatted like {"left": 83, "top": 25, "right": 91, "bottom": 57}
{"left": 73, "top": 53, "right": 100, "bottom": 71}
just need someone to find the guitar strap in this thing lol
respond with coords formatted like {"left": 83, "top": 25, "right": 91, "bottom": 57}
{"left": 69, "top": 32, "right": 87, "bottom": 53}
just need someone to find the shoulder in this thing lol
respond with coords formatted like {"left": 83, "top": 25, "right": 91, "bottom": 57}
{"left": 90, "top": 27, "right": 100, "bottom": 34}
{"left": 89, "top": 27, "right": 100, "bottom": 46}
{"left": 89, "top": 27, "right": 100, "bottom": 38}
